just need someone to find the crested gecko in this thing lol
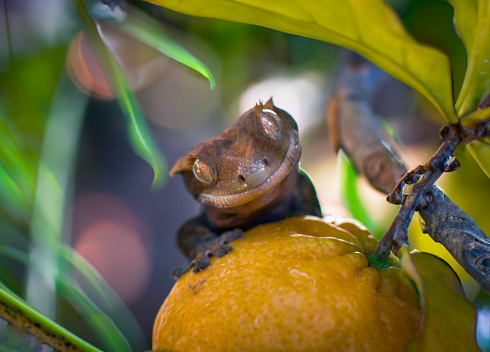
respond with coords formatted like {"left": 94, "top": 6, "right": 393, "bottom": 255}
{"left": 170, "top": 98, "right": 322, "bottom": 277}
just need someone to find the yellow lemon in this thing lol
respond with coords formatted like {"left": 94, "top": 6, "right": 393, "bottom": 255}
{"left": 153, "top": 216, "right": 421, "bottom": 352}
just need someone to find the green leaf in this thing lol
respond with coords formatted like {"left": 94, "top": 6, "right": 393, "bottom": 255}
{"left": 447, "top": 0, "right": 490, "bottom": 117}
{"left": 467, "top": 140, "right": 490, "bottom": 179}
{"left": 0, "top": 114, "right": 36, "bottom": 222}
{"left": 56, "top": 277, "right": 134, "bottom": 352}
{"left": 0, "top": 164, "right": 30, "bottom": 221}
{"left": 337, "top": 151, "right": 380, "bottom": 237}
{"left": 0, "top": 244, "right": 136, "bottom": 352}
{"left": 116, "top": 5, "right": 215, "bottom": 90}
{"left": 0, "top": 281, "right": 103, "bottom": 352}
{"left": 446, "top": 0, "right": 490, "bottom": 177}
{"left": 461, "top": 106, "right": 490, "bottom": 127}
{"left": 146, "top": 0, "right": 457, "bottom": 122}
{"left": 58, "top": 245, "right": 147, "bottom": 349}
{"left": 400, "top": 249, "right": 480, "bottom": 351}
{"left": 76, "top": 0, "right": 167, "bottom": 189}
{"left": 24, "top": 74, "right": 86, "bottom": 317}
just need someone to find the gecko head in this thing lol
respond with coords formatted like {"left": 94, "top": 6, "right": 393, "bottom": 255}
{"left": 170, "top": 98, "right": 301, "bottom": 208}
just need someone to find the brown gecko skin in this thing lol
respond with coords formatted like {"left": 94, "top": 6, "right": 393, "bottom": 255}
{"left": 170, "top": 98, "right": 322, "bottom": 277}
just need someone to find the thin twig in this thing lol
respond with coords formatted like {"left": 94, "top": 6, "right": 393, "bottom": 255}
{"left": 329, "top": 54, "right": 490, "bottom": 292}
{"left": 375, "top": 125, "right": 462, "bottom": 260}
{"left": 374, "top": 122, "right": 490, "bottom": 294}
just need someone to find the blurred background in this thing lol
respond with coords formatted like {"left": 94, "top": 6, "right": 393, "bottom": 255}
{"left": 0, "top": 0, "right": 489, "bottom": 351}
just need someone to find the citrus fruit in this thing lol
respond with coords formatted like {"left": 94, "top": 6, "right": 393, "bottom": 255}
{"left": 153, "top": 216, "right": 421, "bottom": 351}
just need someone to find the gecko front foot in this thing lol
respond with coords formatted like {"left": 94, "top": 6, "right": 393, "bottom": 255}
{"left": 172, "top": 228, "right": 244, "bottom": 278}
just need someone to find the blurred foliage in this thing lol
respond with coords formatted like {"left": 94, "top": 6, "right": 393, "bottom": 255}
{"left": 402, "top": 0, "right": 467, "bottom": 96}
{"left": 77, "top": 0, "right": 166, "bottom": 189}
{"left": 147, "top": 0, "right": 457, "bottom": 122}
{"left": 0, "top": 0, "right": 488, "bottom": 351}
{"left": 0, "top": 0, "right": 216, "bottom": 350}
{"left": 337, "top": 151, "right": 380, "bottom": 237}
{"left": 448, "top": 0, "right": 489, "bottom": 117}
{"left": 147, "top": 0, "right": 489, "bottom": 175}
{"left": 119, "top": 6, "right": 216, "bottom": 90}
{"left": 401, "top": 250, "right": 480, "bottom": 351}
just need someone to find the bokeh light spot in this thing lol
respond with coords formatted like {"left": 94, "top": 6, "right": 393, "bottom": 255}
{"left": 67, "top": 24, "right": 168, "bottom": 100}
{"left": 239, "top": 73, "right": 324, "bottom": 132}
{"left": 71, "top": 193, "right": 152, "bottom": 305}
{"left": 75, "top": 221, "right": 151, "bottom": 305}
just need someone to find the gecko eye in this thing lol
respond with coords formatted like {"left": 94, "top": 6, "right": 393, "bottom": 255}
{"left": 258, "top": 109, "right": 281, "bottom": 139}
{"left": 192, "top": 158, "right": 216, "bottom": 185}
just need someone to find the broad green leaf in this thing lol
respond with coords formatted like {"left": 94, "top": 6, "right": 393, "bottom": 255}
{"left": 461, "top": 106, "right": 490, "bottom": 127}
{"left": 448, "top": 0, "right": 490, "bottom": 117}
{"left": 467, "top": 140, "right": 490, "bottom": 179}
{"left": 116, "top": 5, "right": 215, "bottom": 90}
{"left": 76, "top": 0, "right": 167, "bottom": 189}
{"left": 0, "top": 281, "right": 102, "bottom": 352}
{"left": 146, "top": 0, "right": 457, "bottom": 122}
{"left": 402, "top": 0, "right": 467, "bottom": 97}
{"left": 463, "top": 106, "right": 490, "bottom": 178}
{"left": 401, "top": 249, "right": 480, "bottom": 351}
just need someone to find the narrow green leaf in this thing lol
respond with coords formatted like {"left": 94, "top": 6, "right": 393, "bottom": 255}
{"left": 25, "top": 74, "right": 87, "bottom": 316}
{"left": 447, "top": 0, "right": 490, "bottom": 117}
{"left": 400, "top": 249, "right": 480, "bottom": 351}
{"left": 146, "top": 0, "right": 457, "bottom": 122}
{"left": 58, "top": 245, "right": 147, "bottom": 349}
{"left": 56, "top": 277, "right": 134, "bottom": 352}
{"left": 0, "top": 244, "right": 32, "bottom": 266}
{"left": 337, "top": 151, "right": 379, "bottom": 236}
{"left": 0, "top": 281, "right": 103, "bottom": 352}
{"left": 76, "top": 0, "right": 167, "bottom": 189}
{"left": 117, "top": 5, "right": 215, "bottom": 89}
{"left": 0, "top": 164, "right": 30, "bottom": 221}
{"left": 0, "top": 114, "right": 36, "bottom": 220}
{"left": 0, "top": 244, "right": 136, "bottom": 352}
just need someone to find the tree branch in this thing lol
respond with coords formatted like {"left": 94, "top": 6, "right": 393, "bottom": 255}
{"left": 418, "top": 186, "right": 490, "bottom": 293}
{"left": 327, "top": 54, "right": 490, "bottom": 293}
{"left": 374, "top": 123, "right": 490, "bottom": 294}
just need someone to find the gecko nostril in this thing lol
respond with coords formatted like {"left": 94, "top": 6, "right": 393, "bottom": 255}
{"left": 263, "top": 158, "right": 269, "bottom": 166}
{"left": 238, "top": 175, "right": 246, "bottom": 183}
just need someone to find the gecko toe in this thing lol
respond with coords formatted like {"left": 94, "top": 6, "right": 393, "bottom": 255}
{"left": 193, "top": 254, "right": 211, "bottom": 273}
{"left": 172, "top": 261, "right": 194, "bottom": 278}
{"left": 213, "top": 243, "right": 232, "bottom": 257}
{"left": 173, "top": 228, "right": 244, "bottom": 277}
{"left": 222, "top": 228, "right": 244, "bottom": 243}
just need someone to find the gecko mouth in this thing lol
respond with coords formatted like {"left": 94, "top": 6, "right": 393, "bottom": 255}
{"left": 198, "top": 130, "right": 301, "bottom": 208}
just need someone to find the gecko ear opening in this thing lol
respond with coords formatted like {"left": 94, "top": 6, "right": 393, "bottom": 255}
{"left": 169, "top": 155, "right": 194, "bottom": 176}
